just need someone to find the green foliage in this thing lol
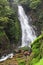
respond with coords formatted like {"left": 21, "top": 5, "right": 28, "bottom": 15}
{"left": 0, "top": 0, "right": 12, "bottom": 16}
{"left": 0, "top": 17, "right": 9, "bottom": 23}
{"left": 29, "top": 34, "right": 43, "bottom": 65}
{"left": 31, "top": 34, "right": 43, "bottom": 57}
{"left": 30, "top": 57, "right": 39, "bottom": 65}
{"left": 18, "top": 0, "right": 41, "bottom": 9}
{"left": 18, "top": 62, "right": 25, "bottom": 65}
{"left": 0, "top": 30, "right": 10, "bottom": 50}
{"left": 29, "top": 0, "right": 41, "bottom": 9}
{"left": 40, "top": 39, "right": 43, "bottom": 57}
{"left": 5, "top": 17, "right": 21, "bottom": 44}
{"left": 0, "top": 30, "right": 5, "bottom": 37}
{"left": 0, "top": 0, "right": 8, "bottom": 5}
{"left": 31, "top": 34, "right": 43, "bottom": 46}
{"left": 17, "top": 57, "right": 26, "bottom": 65}
{"left": 34, "top": 58, "right": 43, "bottom": 65}
{"left": 0, "top": 0, "right": 21, "bottom": 54}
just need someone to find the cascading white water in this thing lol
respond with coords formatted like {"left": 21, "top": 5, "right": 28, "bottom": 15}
{"left": 18, "top": 5, "right": 36, "bottom": 47}
{"left": 0, "top": 53, "right": 13, "bottom": 62}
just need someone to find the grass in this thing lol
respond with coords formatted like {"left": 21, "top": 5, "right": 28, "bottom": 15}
{"left": 34, "top": 58, "right": 43, "bottom": 65}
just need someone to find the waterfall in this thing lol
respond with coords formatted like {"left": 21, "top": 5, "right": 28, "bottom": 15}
{"left": 18, "top": 5, "right": 36, "bottom": 47}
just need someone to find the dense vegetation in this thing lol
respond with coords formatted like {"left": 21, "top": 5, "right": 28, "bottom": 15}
{"left": 0, "top": 0, "right": 43, "bottom": 65}
{"left": 34, "top": 58, "right": 43, "bottom": 65}
{"left": 29, "top": 34, "right": 43, "bottom": 65}
{"left": 0, "top": 0, "right": 21, "bottom": 56}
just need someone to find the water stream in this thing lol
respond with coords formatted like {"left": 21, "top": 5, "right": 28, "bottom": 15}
{"left": 0, "top": 53, "right": 13, "bottom": 62}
